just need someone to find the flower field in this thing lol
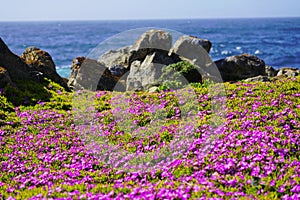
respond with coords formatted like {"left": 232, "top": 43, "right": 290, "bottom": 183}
{"left": 0, "top": 76, "right": 300, "bottom": 199}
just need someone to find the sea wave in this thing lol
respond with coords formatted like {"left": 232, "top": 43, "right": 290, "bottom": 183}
{"left": 56, "top": 65, "right": 71, "bottom": 78}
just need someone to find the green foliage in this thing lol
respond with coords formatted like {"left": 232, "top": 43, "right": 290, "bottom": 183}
{"left": 158, "top": 61, "right": 202, "bottom": 91}
{"left": 163, "top": 61, "right": 201, "bottom": 82}
{"left": 2, "top": 78, "right": 71, "bottom": 110}
{"left": 173, "top": 165, "right": 193, "bottom": 178}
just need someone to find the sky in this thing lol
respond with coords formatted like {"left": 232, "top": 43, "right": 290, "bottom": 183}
{"left": 0, "top": 0, "right": 299, "bottom": 21}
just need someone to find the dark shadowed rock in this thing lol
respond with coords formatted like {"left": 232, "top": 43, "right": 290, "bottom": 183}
{"left": 21, "top": 47, "right": 69, "bottom": 90}
{"left": 265, "top": 66, "right": 278, "bottom": 77}
{"left": 109, "top": 65, "right": 127, "bottom": 76}
{"left": 0, "top": 38, "right": 32, "bottom": 80}
{"left": 0, "top": 66, "right": 14, "bottom": 88}
{"left": 215, "top": 54, "right": 266, "bottom": 82}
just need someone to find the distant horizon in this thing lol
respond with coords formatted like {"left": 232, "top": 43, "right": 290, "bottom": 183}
{"left": 1, "top": 16, "right": 300, "bottom": 23}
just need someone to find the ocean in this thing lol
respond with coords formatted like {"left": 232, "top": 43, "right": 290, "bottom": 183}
{"left": 1, "top": 18, "right": 299, "bottom": 78}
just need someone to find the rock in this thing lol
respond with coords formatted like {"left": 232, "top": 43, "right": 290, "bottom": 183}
{"left": 170, "top": 35, "right": 212, "bottom": 54}
{"left": 128, "top": 30, "right": 180, "bottom": 68}
{"left": 0, "top": 38, "right": 32, "bottom": 80}
{"left": 98, "top": 45, "right": 131, "bottom": 78}
{"left": 21, "top": 47, "right": 69, "bottom": 90}
{"left": 126, "top": 53, "right": 165, "bottom": 91}
{"left": 276, "top": 67, "right": 299, "bottom": 77}
{"left": 109, "top": 65, "right": 127, "bottom": 77}
{"left": 68, "top": 57, "right": 123, "bottom": 91}
{"left": 128, "top": 48, "right": 181, "bottom": 69}
{"left": 0, "top": 38, "right": 69, "bottom": 90}
{"left": 215, "top": 54, "right": 266, "bottom": 82}
{"left": 244, "top": 75, "right": 270, "bottom": 82}
{"left": 169, "top": 35, "right": 213, "bottom": 75}
{"left": 126, "top": 30, "right": 184, "bottom": 91}
{"left": 133, "top": 29, "right": 172, "bottom": 51}
{"left": 125, "top": 31, "right": 216, "bottom": 91}
{"left": 265, "top": 66, "right": 278, "bottom": 77}
{"left": 68, "top": 57, "right": 85, "bottom": 89}
{"left": 21, "top": 47, "right": 56, "bottom": 71}
{"left": 0, "top": 66, "right": 14, "bottom": 88}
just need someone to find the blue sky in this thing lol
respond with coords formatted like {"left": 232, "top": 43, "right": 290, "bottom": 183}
{"left": 1, "top": 0, "right": 299, "bottom": 21}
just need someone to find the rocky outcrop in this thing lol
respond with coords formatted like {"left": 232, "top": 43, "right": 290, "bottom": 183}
{"left": 0, "top": 38, "right": 70, "bottom": 90}
{"left": 21, "top": 47, "right": 56, "bottom": 71}
{"left": 21, "top": 47, "right": 69, "bottom": 90}
{"left": 72, "top": 30, "right": 214, "bottom": 91}
{"left": 0, "top": 38, "right": 33, "bottom": 81}
{"left": 128, "top": 30, "right": 180, "bottom": 68}
{"left": 125, "top": 31, "right": 213, "bottom": 91}
{"left": 69, "top": 30, "right": 300, "bottom": 91}
{"left": 215, "top": 54, "right": 267, "bottom": 82}
{"left": 126, "top": 30, "right": 185, "bottom": 91}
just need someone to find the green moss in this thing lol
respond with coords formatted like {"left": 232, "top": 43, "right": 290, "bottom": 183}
{"left": 2, "top": 78, "right": 71, "bottom": 110}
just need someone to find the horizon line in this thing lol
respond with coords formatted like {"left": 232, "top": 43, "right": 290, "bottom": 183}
{"left": 0, "top": 16, "right": 299, "bottom": 23}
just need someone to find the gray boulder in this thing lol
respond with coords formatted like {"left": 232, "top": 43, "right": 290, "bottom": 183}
{"left": 126, "top": 30, "right": 184, "bottom": 91}
{"left": 277, "top": 67, "right": 299, "bottom": 77}
{"left": 133, "top": 29, "right": 172, "bottom": 51}
{"left": 128, "top": 30, "right": 179, "bottom": 68}
{"left": 170, "top": 35, "right": 212, "bottom": 54}
{"left": 126, "top": 53, "right": 165, "bottom": 91}
{"left": 98, "top": 45, "right": 131, "bottom": 78}
{"left": 68, "top": 57, "right": 124, "bottom": 91}
{"left": 169, "top": 35, "right": 213, "bottom": 76}
{"left": 215, "top": 54, "right": 266, "bottom": 82}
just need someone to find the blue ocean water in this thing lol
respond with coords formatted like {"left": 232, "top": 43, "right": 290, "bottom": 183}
{"left": 1, "top": 18, "right": 299, "bottom": 78}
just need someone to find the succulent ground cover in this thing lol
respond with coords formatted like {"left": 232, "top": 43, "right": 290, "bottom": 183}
{"left": 0, "top": 75, "right": 299, "bottom": 199}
